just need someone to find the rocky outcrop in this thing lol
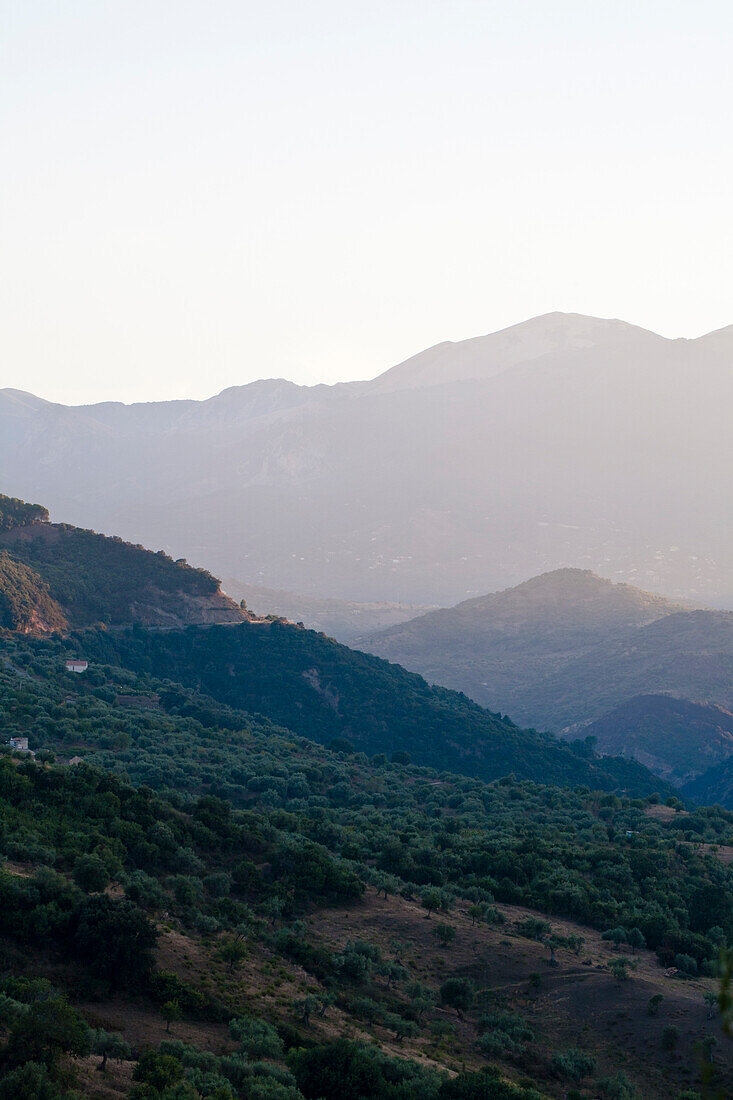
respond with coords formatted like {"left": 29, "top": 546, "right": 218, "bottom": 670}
{"left": 127, "top": 587, "right": 247, "bottom": 628}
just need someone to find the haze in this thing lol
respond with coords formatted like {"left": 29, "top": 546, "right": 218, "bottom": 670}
{"left": 2, "top": 1, "right": 732, "bottom": 405}
{"left": 5, "top": 311, "right": 733, "bottom": 609}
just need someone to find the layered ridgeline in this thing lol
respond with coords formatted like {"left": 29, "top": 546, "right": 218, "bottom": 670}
{"left": 77, "top": 619, "right": 669, "bottom": 795}
{"left": 575, "top": 696, "right": 733, "bottom": 787}
{"left": 684, "top": 756, "right": 733, "bottom": 808}
{"left": 1, "top": 500, "right": 732, "bottom": 1098}
{"left": 359, "top": 569, "right": 733, "bottom": 798}
{"left": 4, "top": 313, "right": 733, "bottom": 606}
{"left": 359, "top": 569, "right": 733, "bottom": 737}
{"left": 572, "top": 695, "right": 733, "bottom": 792}
{"left": 0, "top": 492, "right": 246, "bottom": 630}
{"left": 0, "top": 493, "right": 667, "bottom": 795}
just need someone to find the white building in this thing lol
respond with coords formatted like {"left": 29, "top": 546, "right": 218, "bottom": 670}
{"left": 65, "top": 660, "right": 88, "bottom": 673}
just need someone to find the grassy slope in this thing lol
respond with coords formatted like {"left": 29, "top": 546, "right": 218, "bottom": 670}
{"left": 60, "top": 893, "right": 733, "bottom": 1100}
{"left": 4, "top": 856, "right": 731, "bottom": 1100}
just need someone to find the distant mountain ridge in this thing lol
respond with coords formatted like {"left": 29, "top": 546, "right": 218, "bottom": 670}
{"left": 358, "top": 568, "right": 733, "bottom": 731}
{"left": 4, "top": 311, "right": 733, "bottom": 605}
{"left": 571, "top": 694, "right": 733, "bottom": 786}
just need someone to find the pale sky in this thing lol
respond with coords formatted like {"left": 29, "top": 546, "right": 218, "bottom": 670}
{"left": 2, "top": 1, "right": 732, "bottom": 405}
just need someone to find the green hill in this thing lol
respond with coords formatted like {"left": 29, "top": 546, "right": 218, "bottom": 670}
{"left": 0, "top": 494, "right": 670, "bottom": 795}
{"left": 0, "top": 491, "right": 245, "bottom": 628}
{"left": 567, "top": 694, "right": 733, "bottom": 787}
{"left": 0, "top": 507, "right": 732, "bottom": 1097}
{"left": 75, "top": 619, "right": 672, "bottom": 797}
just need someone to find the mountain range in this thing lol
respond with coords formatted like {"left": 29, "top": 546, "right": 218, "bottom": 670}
{"left": 358, "top": 568, "right": 716, "bottom": 725}
{"left": 4, "top": 311, "right": 733, "bottom": 606}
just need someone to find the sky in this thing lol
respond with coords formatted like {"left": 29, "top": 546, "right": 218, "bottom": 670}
{"left": 2, "top": 1, "right": 732, "bottom": 405}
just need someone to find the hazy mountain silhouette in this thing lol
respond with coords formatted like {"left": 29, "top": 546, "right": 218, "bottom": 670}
{"left": 358, "top": 569, "right": 733, "bottom": 731}
{"left": 3, "top": 312, "right": 733, "bottom": 605}
{"left": 569, "top": 694, "right": 733, "bottom": 786}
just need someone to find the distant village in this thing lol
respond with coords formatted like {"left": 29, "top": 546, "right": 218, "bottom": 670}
{"left": 3, "top": 657, "right": 90, "bottom": 764}
{"left": 3, "top": 655, "right": 162, "bottom": 766}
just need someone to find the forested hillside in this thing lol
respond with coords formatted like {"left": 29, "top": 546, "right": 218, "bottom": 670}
{"left": 0, "top": 499, "right": 731, "bottom": 1097}
{"left": 0, "top": 492, "right": 244, "bottom": 628}
{"left": 1, "top": 630, "right": 733, "bottom": 1097}
{"left": 76, "top": 620, "right": 670, "bottom": 796}
{"left": 567, "top": 695, "right": 733, "bottom": 787}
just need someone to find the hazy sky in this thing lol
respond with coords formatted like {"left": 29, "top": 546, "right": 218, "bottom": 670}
{"left": 2, "top": 1, "right": 732, "bottom": 405}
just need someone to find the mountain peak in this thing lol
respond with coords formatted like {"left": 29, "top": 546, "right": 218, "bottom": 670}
{"left": 457, "top": 568, "right": 687, "bottom": 625}
{"left": 367, "top": 312, "right": 667, "bottom": 394}
{"left": 359, "top": 569, "right": 706, "bottom": 731}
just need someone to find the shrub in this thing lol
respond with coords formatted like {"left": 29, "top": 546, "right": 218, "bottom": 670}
{"left": 4, "top": 998, "right": 91, "bottom": 1069}
{"left": 73, "top": 854, "right": 110, "bottom": 894}
{"left": 230, "top": 1016, "right": 284, "bottom": 1059}
{"left": 132, "top": 1050, "right": 185, "bottom": 1090}
{"left": 596, "top": 1073, "right": 638, "bottom": 1099}
{"left": 440, "top": 978, "right": 473, "bottom": 1016}
{"left": 514, "top": 918, "right": 550, "bottom": 941}
{"left": 72, "top": 896, "right": 156, "bottom": 986}
{"left": 674, "top": 954, "right": 698, "bottom": 977}
{"left": 551, "top": 1048, "right": 596, "bottom": 1081}
{"left": 0, "top": 1061, "right": 68, "bottom": 1100}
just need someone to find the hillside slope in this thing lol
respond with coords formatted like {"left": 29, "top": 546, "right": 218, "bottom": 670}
{"left": 683, "top": 757, "right": 733, "bottom": 810}
{"left": 1, "top": 629, "right": 732, "bottom": 1096}
{"left": 0, "top": 492, "right": 245, "bottom": 628}
{"left": 4, "top": 312, "right": 733, "bottom": 605}
{"left": 566, "top": 694, "right": 733, "bottom": 786}
{"left": 0, "top": 496, "right": 670, "bottom": 796}
{"left": 77, "top": 618, "right": 671, "bottom": 796}
{"left": 359, "top": 569, "right": 712, "bottom": 729}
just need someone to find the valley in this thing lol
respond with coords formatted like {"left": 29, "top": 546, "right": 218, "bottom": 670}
{"left": 0, "top": 494, "right": 731, "bottom": 1100}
